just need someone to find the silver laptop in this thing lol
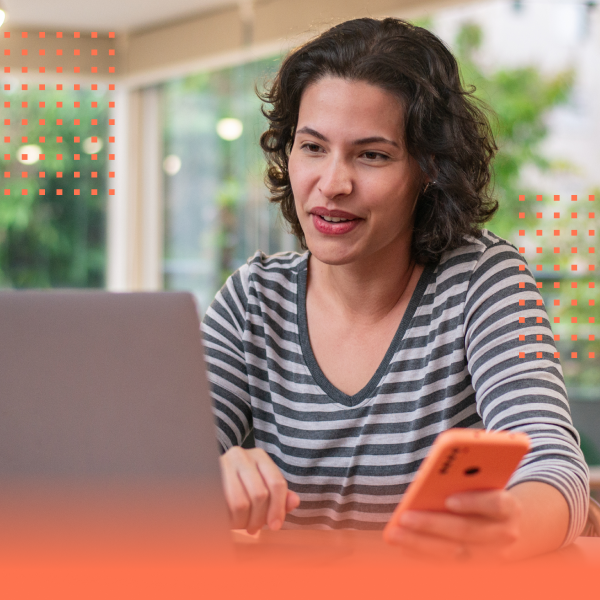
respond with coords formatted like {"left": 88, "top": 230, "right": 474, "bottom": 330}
{"left": 0, "top": 290, "right": 231, "bottom": 559}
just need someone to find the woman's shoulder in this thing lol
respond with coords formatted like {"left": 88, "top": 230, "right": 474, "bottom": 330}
{"left": 436, "top": 229, "right": 523, "bottom": 274}
{"left": 205, "top": 250, "right": 307, "bottom": 325}
{"left": 246, "top": 249, "right": 308, "bottom": 275}
{"left": 227, "top": 250, "right": 308, "bottom": 299}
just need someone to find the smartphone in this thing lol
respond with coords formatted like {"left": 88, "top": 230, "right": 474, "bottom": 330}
{"left": 384, "top": 428, "right": 530, "bottom": 532}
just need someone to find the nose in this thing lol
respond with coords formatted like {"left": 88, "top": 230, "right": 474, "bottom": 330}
{"left": 317, "top": 155, "right": 353, "bottom": 199}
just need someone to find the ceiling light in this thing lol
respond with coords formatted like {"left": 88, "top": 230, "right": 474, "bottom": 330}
{"left": 82, "top": 137, "right": 103, "bottom": 154}
{"left": 163, "top": 155, "right": 181, "bottom": 176}
{"left": 17, "top": 145, "right": 42, "bottom": 165}
{"left": 216, "top": 118, "right": 243, "bottom": 141}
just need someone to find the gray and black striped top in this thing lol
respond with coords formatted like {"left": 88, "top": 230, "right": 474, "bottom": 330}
{"left": 201, "top": 230, "right": 589, "bottom": 544}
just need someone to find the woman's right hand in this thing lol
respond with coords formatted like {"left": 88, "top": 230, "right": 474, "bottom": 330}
{"left": 219, "top": 446, "right": 300, "bottom": 534}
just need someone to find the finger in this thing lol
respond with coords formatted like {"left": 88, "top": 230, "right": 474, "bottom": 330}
{"left": 385, "top": 526, "right": 465, "bottom": 561}
{"left": 446, "top": 490, "right": 517, "bottom": 521}
{"left": 398, "top": 510, "right": 519, "bottom": 546}
{"left": 219, "top": 455, "right": 252, "bottom": 530}
{"left": 236, "top": 459, "right": 271, "bottom": 534}
{"left": 252, "top": 450, "right": 289, "bottom": 530}
{"left": 286, "top": 490, "right": 300, "bottom": 513}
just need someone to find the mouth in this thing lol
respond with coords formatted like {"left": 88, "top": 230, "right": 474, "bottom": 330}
{"left": 318, "top": 215, "right": 354, "bottom": 223}
{"left": 309, "top": 208, "right": 362, "bottom": 235}
{"left": 309, "top": 207, "right": 360, "bottom": 222}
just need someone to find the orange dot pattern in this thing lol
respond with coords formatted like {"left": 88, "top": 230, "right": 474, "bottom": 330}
{"left": 517, "top": 194, "right": 597, "bottom": 361}
{"left": 1, "top": 30, "right": 116, "bottom": 200}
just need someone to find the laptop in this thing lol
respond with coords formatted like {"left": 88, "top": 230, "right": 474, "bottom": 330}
{"left": 0, "top": 290, "right": 231, "bottom": 562}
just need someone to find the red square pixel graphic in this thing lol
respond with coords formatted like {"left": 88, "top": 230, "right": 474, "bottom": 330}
{"left": 517, "top": 194, "right": 597, "bottom": 364}
{"left": 1, "top": 29, "right": 117, "bottom": 253}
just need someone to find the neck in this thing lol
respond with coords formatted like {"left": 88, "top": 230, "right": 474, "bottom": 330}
{"left": 307, "top": 243, "right": 419, "bottom": 325}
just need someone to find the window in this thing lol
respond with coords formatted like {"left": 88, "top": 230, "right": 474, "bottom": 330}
{"left": 161, "top": 57, "right": 297, "bottom": 313}
{"left": 0, "top": 82, "right": 109, "bottom": 287}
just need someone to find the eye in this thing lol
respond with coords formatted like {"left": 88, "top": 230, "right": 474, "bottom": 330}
{"left": 301, "top": 142, "right": 323, "bottom": 153}
{"left": 362, "top": 151, "right": 390, "bottom": 161}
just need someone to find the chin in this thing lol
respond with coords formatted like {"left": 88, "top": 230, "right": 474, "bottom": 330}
{"left": 306, "top": 240, "right": 361, "bottom": 266}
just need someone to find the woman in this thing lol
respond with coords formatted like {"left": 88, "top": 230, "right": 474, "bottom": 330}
{"left": 201, "top": 17, "right": 589, "bottom": 560}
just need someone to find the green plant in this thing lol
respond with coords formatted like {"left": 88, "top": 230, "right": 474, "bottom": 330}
{"left": 454, "top": 22, "right": 574, "bottom": 240}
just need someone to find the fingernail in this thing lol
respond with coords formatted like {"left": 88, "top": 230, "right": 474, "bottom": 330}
{"left": 270, "top": 519, "right": 281, "bottom": 531}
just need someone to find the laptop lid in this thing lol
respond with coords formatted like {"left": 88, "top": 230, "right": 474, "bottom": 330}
{"left": 0, "top": 290, "right": 230, "bottom": 560}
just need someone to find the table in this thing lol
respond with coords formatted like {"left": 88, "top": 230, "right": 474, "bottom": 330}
{"left": 229, "top": 531, "right": 600, "bottom": 600}
{"left": 2, "top": 527, "right": 599, "bottom": 599}
{"left": 234, "top": 528, "right": 600, "bottom": 563}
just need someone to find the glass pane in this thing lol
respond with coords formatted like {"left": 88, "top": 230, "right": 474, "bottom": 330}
{"left": 0, "top": 83, "right": 109, "bottom": 288}
{"left": 162, "top": 57, "right": 297, "bottom": 314}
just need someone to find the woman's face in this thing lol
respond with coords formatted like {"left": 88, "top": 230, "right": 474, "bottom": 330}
{"left": 288, "top": 76, "right": 424, "bottom": 266}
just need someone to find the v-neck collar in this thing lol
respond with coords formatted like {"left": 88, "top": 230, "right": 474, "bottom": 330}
{"left": 295, "top": 254, "right": 435, "bottom": 407}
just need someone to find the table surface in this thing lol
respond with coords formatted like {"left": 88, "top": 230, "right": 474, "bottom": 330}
{"left": 231, "top": 533, "right": 600, "bottom": 600}
{"left": 233, "top": 528, "right": 600, "bottom": 565}
{"left": 1, "top": 528, "right": 598, "bottom": 598}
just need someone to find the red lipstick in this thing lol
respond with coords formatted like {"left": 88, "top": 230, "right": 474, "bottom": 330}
{"left": 309, "top": 207, "right": 362, "bottom": 236}
{"left": 310, "top": 207, "right": 359, "bottom": 220}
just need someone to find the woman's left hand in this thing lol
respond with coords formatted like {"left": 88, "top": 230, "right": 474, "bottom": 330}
{"left": 384, "top": 489, "right": 522, "bottom": 562}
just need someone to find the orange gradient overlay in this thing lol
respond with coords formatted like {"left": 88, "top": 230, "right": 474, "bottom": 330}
{"left": 0, "top": 29, "right": 597, "bottom": 600}
{"left": 0, "top": 495, "right": 599, "bottom": 600}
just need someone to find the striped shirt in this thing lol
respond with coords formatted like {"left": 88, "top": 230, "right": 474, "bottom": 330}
{"left": 201, "top": 230, "right": 589, "bottom": 544}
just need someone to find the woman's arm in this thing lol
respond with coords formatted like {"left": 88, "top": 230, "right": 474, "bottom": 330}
{"left": 385, "top": 238, "right": 589, "bottom": 560}
{"left": 463, "top": 240, "right": 589, "bottom": 543}
{"left": 506, "top": 481, "right": 569, "bottom": 559}
{"left": 203, "top": 262, "right": 299, "bottom": 532}
{"left": 202, "top": 265, "right": 254, "bottom": 451}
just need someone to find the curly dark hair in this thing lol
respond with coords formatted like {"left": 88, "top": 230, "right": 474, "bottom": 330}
{"left": 259, "top": 17, "right": 498, "bottom": 264}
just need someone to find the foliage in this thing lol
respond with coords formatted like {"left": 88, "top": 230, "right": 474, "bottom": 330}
{"left": 453, "top": 22, "right": 574, "bottom": 240}
{"left": 0, "top": 84, "right": 108, "bottom": 287}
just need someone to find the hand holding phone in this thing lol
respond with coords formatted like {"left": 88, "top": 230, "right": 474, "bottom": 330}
{"left": 384, "top": 428, "right": 530, "bottom": 548}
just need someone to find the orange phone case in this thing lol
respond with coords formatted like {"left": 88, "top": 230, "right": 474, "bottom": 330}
{"left": 386, "top": 428, "right": 530, "bottom": 530}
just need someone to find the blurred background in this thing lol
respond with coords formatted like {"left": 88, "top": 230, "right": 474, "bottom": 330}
{"left": 0, "top": 0, "right": 598, "bottom": 475}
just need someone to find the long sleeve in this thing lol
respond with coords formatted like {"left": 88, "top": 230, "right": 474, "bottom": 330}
{"left": 201, "top": 265, "right": 252, "bottom": 452}
{"left": 464, "top": 240, "right": 590, "bottom": 545}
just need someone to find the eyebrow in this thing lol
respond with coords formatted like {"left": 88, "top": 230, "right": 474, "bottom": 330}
{"left": 296, "top": 127, "right": 399, "bottom": 149}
